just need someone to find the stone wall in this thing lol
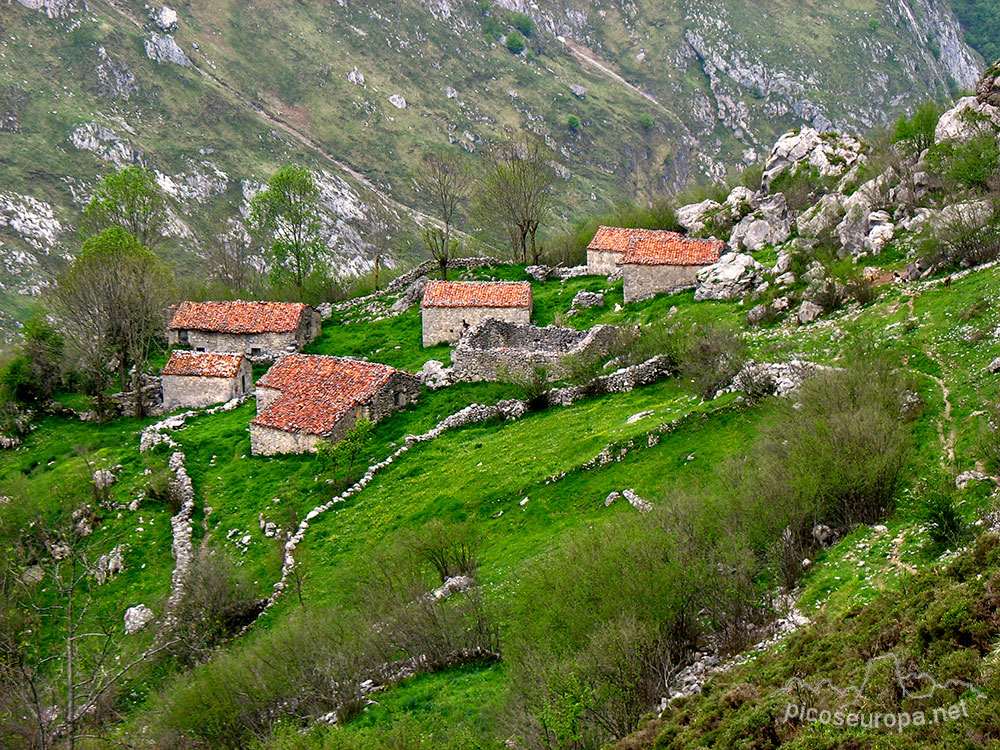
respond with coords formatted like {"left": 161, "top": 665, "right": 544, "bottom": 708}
{"left": 249, "top": 424, "right": 329, "bottom": 456}
{"left": 161, "top": 360, "right": 253, "bottom": 412}
{"left": 587, "top": 249, "right": 623, "bottom": 276}
{"left": 361, "top": 372, "right": 422, "bottom": 421}
{"left": 422, "top": 305, "right": 532, "bottom": 347}
{"left": 622, "top": 264, "right": 702, "bottom": 303}
{"left": 452, "top": 319, "right": 625, "bottom": 382}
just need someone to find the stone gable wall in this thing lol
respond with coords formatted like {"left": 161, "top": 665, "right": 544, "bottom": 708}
{"left": 161, "top": 359, "right": 252, "bottom": 412}
{"left": 622, "top": 264, "right": 702, "bottom": 303}
{"left": 587, "top": 249, "right": 623, "bottom": 276}
{"left": 452, "top": 319, "right": 625, "bottom": 382}
{"left": 421, "top": 305, "right": 532, "bottom": 347}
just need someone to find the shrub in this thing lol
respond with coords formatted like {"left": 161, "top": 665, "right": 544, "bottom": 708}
{"left": 919, "top": 475, "right": 969, "bottom": 552}
{"left": 507, "top": 11, "right": 534, "bottom": 36}
{"left": 919, "top": 198, "right": 1000, "bottom": 271}
{"left": 678, "top": 323, "right": 747, "bottom": 400}
{"left": 506, "top": 30, "right": 525, "bottom": 54}
{"left": 401, "top": 520, "right": 481, "bottom": 582}
{"left": 638, "top": 113, "right": 654, "bottom": 131}
{"left": 566, "top": 114, "right": 581, "bottom": 132}
{"left": 497, "top": 364, "right": 548, "bottom": 410}
{"left": 927, "top": 132, "right": 1000, "bottom": 191}
{"left": 892, "top": 101, "right": 942, "bottom": 154}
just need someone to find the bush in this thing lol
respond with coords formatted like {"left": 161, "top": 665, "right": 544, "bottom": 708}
{"left": 638, "top": 113, "right": 654, "bottom": 131}
{"left": 401, "top": 520, "right": 481, "bottom": 582}
{"left": 507, "top": 11, "right": 534, "bottom": 36}
{"left": 919, "top": 198, "right": 1000, "bottom": 272}
{"left": 919, "top": 475, "right": 969, "bottom": 552}
{"left": 678, "top": 323, "right": 747, "bottom": 400}
{"left": 566, "top": 114, "right": 581, "bottom": 132}
{"left": 927, "top": 132, "right": 1000, "bottom": 191}
{"left": 506, "top": 30, "right": 525, "bottom": 54}
{"left": 892, "top": 101, "right": 942, "bottom": 154}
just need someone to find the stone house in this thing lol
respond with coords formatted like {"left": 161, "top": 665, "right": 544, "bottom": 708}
{"left": 161, "top": 351, "right": 253, "bottom": 412}
{"left": 249, "top": 355, "right": 421, "bottom": 456}
{"left": 452, "top": 318, "right": 625, "bottom": 382}
{"left": 618, "top": 233, "right": 723, "bottom": 303}
{"left": 587, "top": 226, "right": 645, "bottom": 275}
{"left": 167, "top": 301, "right": 322, "bottom": 360}
{"left": 421, "top": 280, "right": 533, "bottom": 347}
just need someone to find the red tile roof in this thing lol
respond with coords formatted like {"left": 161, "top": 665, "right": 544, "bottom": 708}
{"left": 422, "top": 280, "right": 532, "bottom": 309}
{"left": 587, "top": 226, "right": 647, "bottom": 254}
{"left": 618, "top": 233, "right": 723, "bottom": 267}
{"left": 589, "top": 226, "right": 723, "bottom": 266}
{"left": 162, "top": 351, "right": 246, "bottom": 379}
{"left": 251, "top": 355, "right": 416, "bottom": 436}
{"left": 169, "top": 301, "right": 309, "bottom": 334}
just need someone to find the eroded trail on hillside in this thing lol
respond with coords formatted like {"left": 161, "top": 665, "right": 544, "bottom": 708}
{"left": 559, "top": 38, "right": 669, "bottom": 114}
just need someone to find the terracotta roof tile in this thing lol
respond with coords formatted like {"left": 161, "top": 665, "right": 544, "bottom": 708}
{"left": 589, "top": 226, "right": 723, "bottom": 266}
{"left": 251, "top": 355, "right": 416, "bottom": 436}
{"left": 421, "top": 280, "right": 532, "bottom": 309}
{"left": 162, "top": 351, "right": 246, "bottom": 379}
{"left": 169, "top": 301, "right": 309, "bottom": 334}
{"left": 618, "top": 233, "right": 723, "bottom": 266}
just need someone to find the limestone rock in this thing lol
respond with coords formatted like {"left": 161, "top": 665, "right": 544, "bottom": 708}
{"left": 151, "top": 6, "right": 178, "bottom": 31}
{"left": 935, "top": 96, "right": 1000, "bottom": 143}
{"left": 988, "top": 357, "right": 1000, "bottom": 374}
{"left": 677, "top": 199, "right": 722, "bottom": 235}
{"left": 796, "top": 193, "right": 844, "bottom": 238}
{"left": 730, "top": 193, "right": 791, "bottom": 252}
{"left": 390, "top": 276, "right": 428, "bottom": 313}
{"left": 977, "top": 60, "right": 1000, "bottom": 108}
{"left": 762, "top": 127, "right": 865, "bottom": 190}
{"left": 773, "top": 251, "right": 793, "bottom": 275}
{"left": 347, "top": 67, "right": 365, "bottom": 86}
{"left": 418, "top": 360, "right": 452, "bottom": 390}
{"left": 92, "top": 468, "right": 117, "bottom": 491}
{"left": 124, "top": 604, "right": 154, "bottom": 635}
{"left": 694, "top": 252, "right": 765, "bottom": 301}
{"left": 446, "top": 86, "right": 457, "bottom": 98}
{"left": 388, "top": 94, "right": 406, "bottom": 109}
{"left": 956, "top": 470, "right": 989, "bottom": 489}
{"left": 570, "top": 85, "right": 587, "bottom": 98}
{"left": 797, "top": 300, "right": 824, "bottom": 324}
{"left": 144, "top": 33, "right": 191, "bottom": 66}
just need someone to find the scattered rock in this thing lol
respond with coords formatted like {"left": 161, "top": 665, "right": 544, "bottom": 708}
{"left": 623, "top": 489, "right": 652, "bottom": 513}
{"left": 988, "top": 357, "right": 1000, "bottom": 374}
{"left": 762, "top": 127, "right": 865, "bottom": 190}
{"left": 92, "top": 468, "right": 117, "bottom": 491}
{"left": 676, "top": 199, "right": 722, "bottom": 235}
{"left": 388, "top": 94, "right": 406, "bottom": 109}
{"left": 604, "top": 491, "right": 620, "bottom": 507}
{"left": 418, "top": 360, "right": 453, "bottom": 390}
{"left": 347, "top": 67, "right": 365, "bottom": 86}
{"left": 626, "top": 410, "right": 653, "bottom": 424}
{"left": 730, "top": 193, "right": 792, "bottom": 252}
{"left": 151, "top": 6, "right": 178, "bottom": 31}
{"left": 571, "top": 290, "right": 604, "bottom": 309}
{"left": 124, "top": 604, "right": 154, "bottom": 635}
{"left": 956, "top": 470, "right": 989, "bottom": 489}
{"left": 811, "top": 524, "right": 835, "bottom": 547}
{"left": 389, "top": 276, "right": 428, "bottom": 313}
{"left": 431, "top": 575, "right": 475, "bottom": 600}
{"left": 445, "top": 86, "right": 457, "bottom": 98}
{"left": 797, "top": 300, "right": 824, "bottom": 324}
{"left": 569, "top": 85, "right": 587, "bottom": 98}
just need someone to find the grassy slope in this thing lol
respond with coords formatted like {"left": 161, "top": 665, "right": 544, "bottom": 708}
{"left": 3, "top": 259, "right": 999, "bottom": 745}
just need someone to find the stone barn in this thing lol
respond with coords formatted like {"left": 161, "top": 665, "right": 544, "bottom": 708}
{"left": 587, "top": 226, "right": 643, "bottom": 275}
{"left": 421, "top": 280, "right": 533, "bottom": 347}
{"left": 161, "top": 351, "right": 253, "bottom": 412}
{"left": 167, "top": 301, "right": 322, "bottom": 360}
{"left": 618, "top": 233, "right": 723, "bottom": 303}
{"left": 249, "top": 355, "right": 421, "bottom": 456}
{"left": 452, "top": 318, "right": 625, "bottom": 382}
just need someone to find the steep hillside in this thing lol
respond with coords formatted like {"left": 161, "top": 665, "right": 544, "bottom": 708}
{"left": 0, "top": 0, "right": 983, "bottom": 335}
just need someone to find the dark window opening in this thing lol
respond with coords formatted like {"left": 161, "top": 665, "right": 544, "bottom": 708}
{"left": 178, "top": 330, "right": 189, "bottom": 343}
{"left": 395, "top": 391, "right": 406, "bottom": 407}
{"left": 250, "top": 347, "right": 262, "bottom": 356}
{"left": 241, "top": 375, "right": 247, "bottom": 392}
{"left": 196, "top": 347, "right": 205, "bottom": 352}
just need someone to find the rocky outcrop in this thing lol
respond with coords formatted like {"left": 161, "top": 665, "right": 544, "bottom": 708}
{"left": 694, "top": 253, "right": 766, "bottom": 301}
{"left": 96, "top": 48, "right": 138, "bottom": 101}
{"left": 151, "top": 6, "right": 178, "bottom": 32}
{"left": 762, "top": 128, "right": 866, "bottom": 190}
{"left": 934, "top": 95, "right": 1000, "bottom": 143}
{"left": 144, "top": 33, "right": 191, "bottom": 66}
{"left": 729, "top": 194, "right": 791, "bottom": 252}
{"left": 124, "top": 604, "right": 154, "bottom": 635}
{"left": 69, "top": 122, "right": 142, "bottom": 167}
{"left": 15, "top": 0, "right": 81, "bottom": 18}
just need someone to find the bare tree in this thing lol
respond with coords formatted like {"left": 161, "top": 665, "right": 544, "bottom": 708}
{"left": 53, "top": 227, "right": 174, "bottom": 418}
{"left": 208, "top": 221, "right": 258, "bottom": 292}
{"left": 417, "top": 149, "right": 472, "bottom": 279}
{"left": 365, "top": 200, "right": 397, "bottom": 292}
{"left": 479, "top": 134, "right": 556, "bottom": 264}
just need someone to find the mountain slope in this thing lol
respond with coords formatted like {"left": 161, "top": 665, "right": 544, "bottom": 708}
{"left": 0, "top": 0, "right": 983, "bottom": 336}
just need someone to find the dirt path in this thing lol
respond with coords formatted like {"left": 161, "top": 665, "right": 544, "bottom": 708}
{"left": 925, "top": 352, "right": 957, "bottom": 467}
{"left": 95, "top": 0, "right": 449, "bottom": 230}
{"left": 558, "top": 37, "right": 670, "bottom": 114}
{"left": 888, "top": 530, "right": 917, "bottom": 574}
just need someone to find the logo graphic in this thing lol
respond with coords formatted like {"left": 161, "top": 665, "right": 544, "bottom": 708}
{"left": 773, "top": 653, "right": 983, "bottom": 733}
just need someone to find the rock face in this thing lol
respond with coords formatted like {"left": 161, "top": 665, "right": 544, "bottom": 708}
{"left": 762, "top": 128, "right": 866, "bottom": 190}
{"left": 977, "top": 60, "right": 1000, "bottom": 107}
{"left": 694, "top": 253, "right": 765, "bottom": 301}
{"left": 677, "top": 199, "right": 722, "bottom": 235}
{"left": 729, "top": 193, "right": 791, "bottom": 252}
{"left": 144, "top": 33, "right": 191, "bottom": 66}
{"left": 96, "top": 49, "right": 138, "bottom": 101}
{"left": 934, "top": 95, "right": 1000, "bottom": 143}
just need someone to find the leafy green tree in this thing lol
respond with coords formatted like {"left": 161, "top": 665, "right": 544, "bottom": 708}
{"left": 638, "top": 113, "right": 654, "bottom": 132}
{"left": 567, "top": 114, "right": 581, "bottom": 132}
{"left": 0, "top": 315, "right": 63, "bottom": 404}
{"left": 316, "top": 419, "right": 375, "bottom": 485}
{"left": 507, "top": 11, "right": 534, "bottom": 36}
{"left": 892, "top": 101, "right": 942, "bottom": 154}
{"left": 53, "top": 227, "right": 174, "bottom": 417}
{"left": 81, "top": 166, "right": 167, "bottom": 248}
{"left": 248, "top": 165, "right": 326, "bottom": 296}
{"left": 506, "top": 30, "right": 525, "bottom": 54}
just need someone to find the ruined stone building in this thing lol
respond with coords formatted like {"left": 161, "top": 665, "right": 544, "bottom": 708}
{"left": 617, "top": 233, "right": 723, "bottom": 303}
{"left": 421, "top": 280, "right": 533, "bottom": 347}
{"left": 161, "top": 351, "right": 253, "bottom": 412}
{"left": 167, "top": 301, "right": 322, "bottom": 359}
{"left": 249, "top": 355, "right": 420, "bottom": 455}
{"left": 452, "top": 318, "right": 625, "bottom": 382}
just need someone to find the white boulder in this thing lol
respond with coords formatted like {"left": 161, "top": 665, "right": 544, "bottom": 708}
{"left": 694, "top": 253, "right": 766, "bottom": 301}
{"left": 124, "top": 604, "right": 154, "bottom": 634}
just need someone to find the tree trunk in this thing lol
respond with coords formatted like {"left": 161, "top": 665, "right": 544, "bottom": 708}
{"left": 439, "top": 258, "right": 448, "bottom": 281}
{"left": 373, "top": 256, "right": 381, "bottom": 292}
